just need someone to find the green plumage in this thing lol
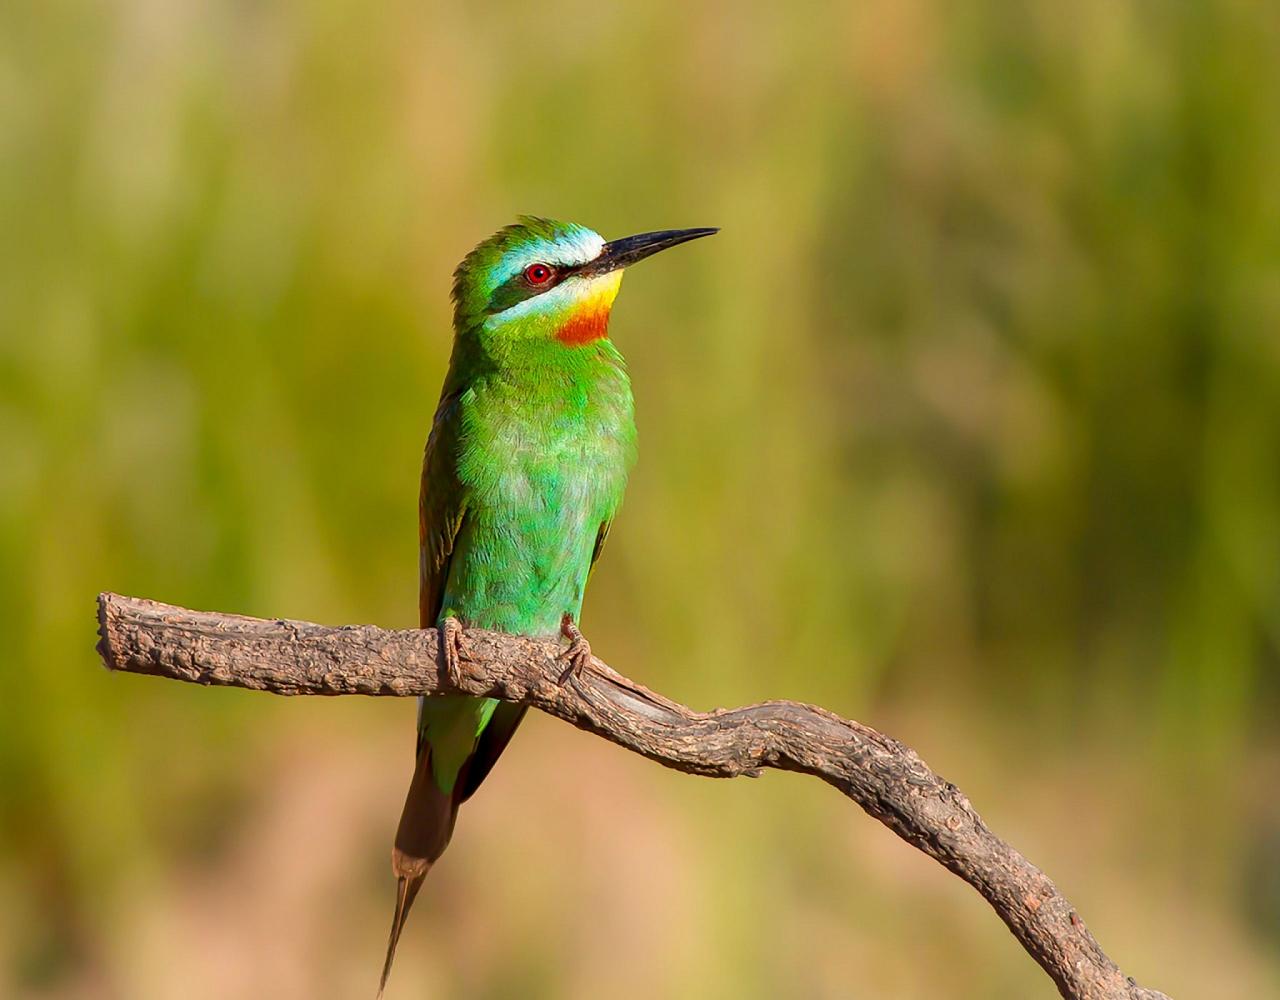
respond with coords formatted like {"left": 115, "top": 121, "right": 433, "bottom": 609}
{"left": 381, "top": 216, "right": 714, "bottom": 994}
{"left": 417, "top": 220, "right": 636, "bottom": 798}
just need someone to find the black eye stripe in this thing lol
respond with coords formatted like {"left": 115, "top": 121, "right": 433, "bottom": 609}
{"left": 485, "top": 258, "right": 584, "bottom": 313}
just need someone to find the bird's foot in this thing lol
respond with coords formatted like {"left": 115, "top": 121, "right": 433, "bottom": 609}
{"left": 440, "top": 616, "right": 468, "bottom": 686}
{"left": 556, "top": 613, "right": 593, "bottom": 685}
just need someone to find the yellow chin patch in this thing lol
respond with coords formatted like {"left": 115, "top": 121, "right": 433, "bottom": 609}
{"left": 556, "top": 270, "right": 624, "bottom": 345}
{"left": 582, "top": 270, "right": 624, "bottom": 311}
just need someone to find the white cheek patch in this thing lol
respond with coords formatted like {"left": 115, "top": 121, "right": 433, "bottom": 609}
{"left": 494, "top": 282, "right": 573, "bottom": 323}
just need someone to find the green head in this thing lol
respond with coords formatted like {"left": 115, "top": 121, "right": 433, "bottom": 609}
{"left": 451, "top": 216, "right": 717, "bottom": 346}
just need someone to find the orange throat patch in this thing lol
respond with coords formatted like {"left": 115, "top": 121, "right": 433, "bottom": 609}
{"left": 554, "top": 270, "right": 622, "bottom": 346}
{"left": 555, "top": 306, "right": 612, "bottom": 345}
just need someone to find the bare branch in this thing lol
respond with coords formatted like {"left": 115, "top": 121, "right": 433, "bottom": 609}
{"left": 95, "top": 592, "right": 1170, "bottom": 1000}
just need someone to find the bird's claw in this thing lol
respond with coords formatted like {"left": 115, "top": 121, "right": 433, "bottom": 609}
{"left": 556, "top": 613, "right": 592, "bottom": 685}
{"left": 440, "top": 616, "right": 467, "bottom": 686}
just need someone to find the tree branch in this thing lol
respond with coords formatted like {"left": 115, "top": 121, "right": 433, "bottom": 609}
{"left": 95, "top": 592, "right": 1169, "bottom": 1000}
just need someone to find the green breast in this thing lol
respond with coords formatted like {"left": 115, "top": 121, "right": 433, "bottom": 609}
{"left": 440, "top": 340, "right": 636, "bottom": 636}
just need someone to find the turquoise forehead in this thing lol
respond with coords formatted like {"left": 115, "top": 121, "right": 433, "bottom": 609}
{"left": 510, "top": 216, "right": 602, "bottom": 263}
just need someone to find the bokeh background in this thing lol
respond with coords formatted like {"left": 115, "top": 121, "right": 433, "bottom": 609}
{"left": 4, "top": 1, "right": 1280, "bottom": 996}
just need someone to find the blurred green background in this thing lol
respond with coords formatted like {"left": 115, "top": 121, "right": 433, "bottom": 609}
{"left": 3, "top": 1, "right": 1279, "bottom": 996}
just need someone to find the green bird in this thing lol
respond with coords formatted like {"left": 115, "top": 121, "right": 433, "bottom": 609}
{"left": 380, "top": 216, "right": 716, "bottom": 992}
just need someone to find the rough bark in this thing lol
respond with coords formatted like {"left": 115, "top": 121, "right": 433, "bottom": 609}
{"left": 95, "top": 592, "right": 1170, "bottom": 1000}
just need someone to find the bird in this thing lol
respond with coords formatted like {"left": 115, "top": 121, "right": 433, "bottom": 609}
{"left": 379, "top": 216, "right": 717, "bottom": 993}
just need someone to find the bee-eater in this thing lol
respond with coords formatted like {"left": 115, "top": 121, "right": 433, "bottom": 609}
{"left": 380, "top": 216, "right": 716, "bottom": 992}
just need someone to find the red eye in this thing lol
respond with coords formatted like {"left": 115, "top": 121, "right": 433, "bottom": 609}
{"left": 524, "top": 263, "right": 554, "bottom": 285}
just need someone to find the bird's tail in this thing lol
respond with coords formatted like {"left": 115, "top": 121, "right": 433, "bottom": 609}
{"left": 378, "top": 747, "right": 458, "bottom": 997}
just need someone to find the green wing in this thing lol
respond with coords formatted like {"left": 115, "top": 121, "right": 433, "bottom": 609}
{"left": 416, "top": 386, "right": 472, "bottom": 767}
{"left": 418, "top": 387, "right": 468, "bottom": 632}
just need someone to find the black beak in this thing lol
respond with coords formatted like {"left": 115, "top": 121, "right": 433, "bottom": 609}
{"left": 575, "top": 227, "right": 718, "bottom": 278}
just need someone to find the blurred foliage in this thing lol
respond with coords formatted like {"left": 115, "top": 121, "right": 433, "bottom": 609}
{"left": 2, "top": 1, "right": 1279, "bottom": 997}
